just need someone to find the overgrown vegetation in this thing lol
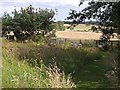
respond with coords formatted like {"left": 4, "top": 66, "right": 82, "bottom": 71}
{"left": 54, "top": 21, "right": 65, "bottom": 31}
{"left": 1, "top": 1, "right": 119, "bottom": 89}
{"left": 2, "top": 39, "right": 111, "bottom": 88}
{"left": 67, "top": 1, "right": 120, "bottom": 87}
{"left": 2, "top": 39, "right": 76, "bottom": 88}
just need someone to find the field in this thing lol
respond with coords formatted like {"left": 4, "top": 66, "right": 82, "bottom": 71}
{"left": 1, "top": 2, "right": 119, "bottom": 89}
{"left": 2, "top": 38, "right": 117, "bottom": 88}
{"left": 56, "top": 31, "right": 119, "bottom": 42}
{"left": 56, "top": 31, "right": 102, "bottom": 40}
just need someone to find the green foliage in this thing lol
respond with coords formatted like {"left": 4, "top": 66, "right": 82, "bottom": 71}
{"left": 54, "top": 21, "right": 65, "bottom": 31}
{"left": 2, "top": 41, "right": 76, "bottom": 88}
{"left": 111, "top": 2, "right": 120, "bottom": 34}
{"left": 82, "top": 40, "right": 95, "bottom": 47}
{"left": 30, "top": 34, "right": 42, "bottom": 42}
{"left": 2, "top": 5, "right": 55, "bottom": 41}
{"left": 62, "top": 41, "right": 71, "bottom": 49}
{"left": 2, "top": 12, "right": 13, "bottom": 35}
{"left": 67, "top": 1, "right": 120, "bottom": 52}
{"left": 3, "top": 39, "right": 110, "bottom": 88}
{"left": 67, "top": 2, "right": 120, "bottom": 39}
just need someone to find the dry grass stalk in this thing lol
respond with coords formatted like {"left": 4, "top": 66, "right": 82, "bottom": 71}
{"left": 45, "top": 63, "right": 76, "bottom": 88}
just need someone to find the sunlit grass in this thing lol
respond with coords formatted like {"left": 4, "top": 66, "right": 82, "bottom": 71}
{"left": 2, "top": 40, "right": 76, "bottom": 88}
{"left": 2, "top": 39, "right": 110, "bottom": 88}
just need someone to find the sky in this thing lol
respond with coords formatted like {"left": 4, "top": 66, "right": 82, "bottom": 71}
{"left": 0, "top": 0, "right": 88, "bottom": 21}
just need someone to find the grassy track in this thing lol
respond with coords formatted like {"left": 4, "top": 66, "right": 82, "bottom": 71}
{"left": 2, "top": 39, "right": 110, "bottom": 88}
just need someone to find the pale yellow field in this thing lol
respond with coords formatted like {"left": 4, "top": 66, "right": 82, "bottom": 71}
{"left": 56, "top": 31, "right": 119, "bottom": 41}
{"left": 56, "top": 31, "right": 102, "bottom": 40}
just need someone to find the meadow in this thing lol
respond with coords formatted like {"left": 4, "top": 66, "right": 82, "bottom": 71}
{"left": 1, "top": 3, "right": 119, "bottom": 89}
{"left": 2, "top": 38, "right": 115, "bottom": 88}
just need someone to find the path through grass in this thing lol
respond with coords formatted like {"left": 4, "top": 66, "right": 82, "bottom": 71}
{"left": 2, "top": 39, "right": 110, "bottom": 88}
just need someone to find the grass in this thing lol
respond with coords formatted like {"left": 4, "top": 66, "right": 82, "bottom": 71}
{"left": 2, "top": 56, "right": 76, "bottom": 88}
{"left": 2, "top": 39, "right": 76, "bottom": 88}
{"left": 76, "top": 58, "right": 107, "bottom": 88}
{"left": 2, "top": 39, "right": 110, "bottom": 88}
{"left": 2, "top": 50, "right": 47, "bottom": 88}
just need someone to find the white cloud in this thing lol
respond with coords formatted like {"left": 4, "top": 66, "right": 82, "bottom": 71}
{"left": 0, "top": 0, "right": 88, "bottom": 20}
{"left": 1, "top": 0, "right": 80, "bottom": 6}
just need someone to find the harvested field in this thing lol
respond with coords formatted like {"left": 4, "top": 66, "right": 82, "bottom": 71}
{"left": 56, "top": 31, "right": 119, "bottom": 41}
{"left": 56, "top": 31, "right": 102, "bottom": 40}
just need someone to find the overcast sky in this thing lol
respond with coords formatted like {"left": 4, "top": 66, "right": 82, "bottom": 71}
{"left": 0, "top": 0, "right": 88, "bottom": 21}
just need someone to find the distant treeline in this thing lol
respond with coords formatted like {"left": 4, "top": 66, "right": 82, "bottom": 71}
{"left": 63, "top": 21, "right": 97, "bottom": 25}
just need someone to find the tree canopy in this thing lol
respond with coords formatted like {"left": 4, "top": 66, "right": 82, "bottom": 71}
{"left": 2, "top": 5, "right": 55, "bottom": 41}
{"left": 67, "top": 2, "right": 120, "bottom": 86}
{"left": 67, "top": 1, "right": 120, "bottom": 37}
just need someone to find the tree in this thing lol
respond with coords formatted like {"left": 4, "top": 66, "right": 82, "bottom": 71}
{"left": 67, "top": 2, "right": 120, "bottom": 37}
{"left": 2, "top": 5, "right": 55, "bottom": 41}
{"left": 2, "top": 12, "right": 13, "bottom": 36}
{"left": 67, "top": 1, "right": 120, "bottom": 87}
{"left": 68, "top": 2, "right": 120, "bottom": 48}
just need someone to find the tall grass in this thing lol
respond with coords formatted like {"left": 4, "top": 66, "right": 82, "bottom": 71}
{"left": 45, "top": 63, "right": 76, "bottom": 88}
{"left": 2, "top": 39, "right": 76, "bottom": 88}
{"left": 2, "top": 39, "right": 109, "bottom": 88}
